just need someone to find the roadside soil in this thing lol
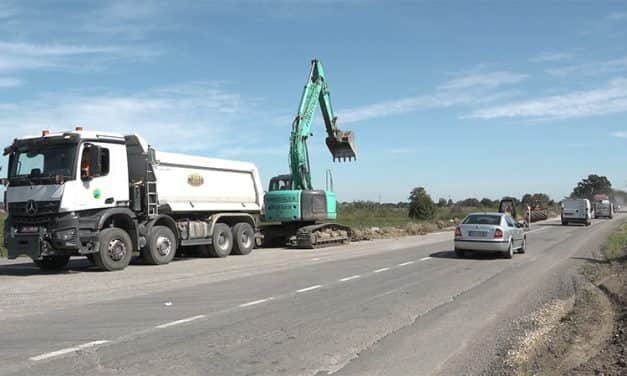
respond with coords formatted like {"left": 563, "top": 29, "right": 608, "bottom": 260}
{"left": 505, "top": 251, "right": 627, "bottom": 375}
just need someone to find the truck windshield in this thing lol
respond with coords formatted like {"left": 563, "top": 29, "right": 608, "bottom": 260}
{"left": 9, "top": 145, "right": 77, "bottom": 185}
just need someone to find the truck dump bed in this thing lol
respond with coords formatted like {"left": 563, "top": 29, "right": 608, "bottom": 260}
{"left": 153, "top": 151, "right": 263, "bottom": 213}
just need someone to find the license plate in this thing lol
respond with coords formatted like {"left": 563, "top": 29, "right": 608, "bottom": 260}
{"left": 468, "top": 231, "right": 487, "bottom": 237}
{"left": 18, "top": 226, "right": 39, "bottom": 233}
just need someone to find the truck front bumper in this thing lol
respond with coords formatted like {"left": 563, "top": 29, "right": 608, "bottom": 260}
{"left": 4, "top": 214, "right": 84, "bottom": 260}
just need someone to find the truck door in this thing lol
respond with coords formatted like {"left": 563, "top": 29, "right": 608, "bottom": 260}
{"left": 74, "top": 142, "right": 129, "bottom": 211}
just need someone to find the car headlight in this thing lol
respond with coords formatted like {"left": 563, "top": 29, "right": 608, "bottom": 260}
{"left": 55, "top": 228, "right": 76, "bottom": 241}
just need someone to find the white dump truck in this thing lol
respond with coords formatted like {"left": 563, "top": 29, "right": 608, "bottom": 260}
{"left": 3, "top": 128, "right": 263, "bottom": 271}
{"left": 561, "top": 198, "right": 592, "bottom": 226}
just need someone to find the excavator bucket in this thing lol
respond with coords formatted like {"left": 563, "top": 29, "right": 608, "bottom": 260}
{"left": 326, "top": 130, "right": 357, "bottom": 162}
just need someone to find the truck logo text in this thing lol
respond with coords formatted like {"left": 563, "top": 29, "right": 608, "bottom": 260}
{"left": 187, "top": 173, "right": 204, "bottom": 187}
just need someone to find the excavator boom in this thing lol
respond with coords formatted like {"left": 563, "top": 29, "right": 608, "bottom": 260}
{"left": 289, "top": 59, "right": 357, "bottom": 189}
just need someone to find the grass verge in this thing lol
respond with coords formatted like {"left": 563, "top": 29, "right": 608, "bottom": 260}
{"left": 602, "top": 221, "right": 627, "bottom": 261}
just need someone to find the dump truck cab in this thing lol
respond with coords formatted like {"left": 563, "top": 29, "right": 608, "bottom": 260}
{"left": 3, "top": 129, "right": 132, "bottom": 262}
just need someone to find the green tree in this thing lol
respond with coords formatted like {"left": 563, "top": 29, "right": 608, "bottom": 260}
{"left": 436, "top": 198, "right": 447, "bottom": 207}
{"left": 571, "top": 174, "right": 612, "bottom": 200}
{"left": 480, "top": 198, "right": 494, "bottom": 207}
{"left": 521, "top": 193, "right": 552, "bottom": 207}
{"left": 408, "top": 187, "right": 435, "bottom": 220}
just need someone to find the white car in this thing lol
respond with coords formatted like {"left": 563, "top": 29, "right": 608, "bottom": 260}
{"left": 454, "top": 212, "right": 526, "bottom": 259}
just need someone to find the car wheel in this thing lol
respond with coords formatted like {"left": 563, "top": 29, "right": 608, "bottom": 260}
{"left": 504, "top": 241, "right": 513, "bottom": 259}
{"left": 93, "top": 228, "right": 133, "bottom": 271}
{"left": 34, "top": 255, "right": 70, "bottom": 271}
{"left": 231, "top": 222, "right": 255, "bottom": 255}
{"left": 519, "top": 236, "right": 526, "bottom": 254}
{"left": 142, "top": 226, "right": 177, "bottom": 265}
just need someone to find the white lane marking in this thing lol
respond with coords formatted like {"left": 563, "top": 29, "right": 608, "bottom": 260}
{"left": 239, "top": 298, "right": 272, "bottom": 307}
{"left": 155, "top": 315, "right": 205, "bottom": 329}
{"left": 420, "top": 256, "right": 432, "bottom": 261}
{"left": 374, "top": 267, "right": 390, "bottom": 273}
{"left": 311, "top": 258, "right": 321, "bottom": 261}
{"left": 297, "top": 285, "right": 322, "bottom": 293}
{"left": 30, "top": 340, "right": 109, "bottom": 361}
{"left": 398, "top": 261, "right": 414, "bottom": 266}
{"left": 339, "top": 275, "right": 360, "bottom": 282}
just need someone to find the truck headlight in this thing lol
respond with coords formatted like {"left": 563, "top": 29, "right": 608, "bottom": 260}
{"left": 55, "top": 228, "right": 76, "bottom": 241}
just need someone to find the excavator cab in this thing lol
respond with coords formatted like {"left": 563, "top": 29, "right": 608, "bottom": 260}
{"left": 326, "top": 130, "right": 357, "bottom": 162}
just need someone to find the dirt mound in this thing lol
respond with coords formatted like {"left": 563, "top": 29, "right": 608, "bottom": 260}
{"left": 505, "top": 256, "right": 627, "bottom": 376}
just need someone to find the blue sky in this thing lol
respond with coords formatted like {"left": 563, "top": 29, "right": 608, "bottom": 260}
{"left": 1, "top": 1, "right": 626, "bottom": 202}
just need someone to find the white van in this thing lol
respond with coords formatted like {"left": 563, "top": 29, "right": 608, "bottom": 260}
{"left": 594, "top": 200, "right": 613, "bottom": 219}
{"left": 561, "top": 198, "right": 592, "bottom": 226}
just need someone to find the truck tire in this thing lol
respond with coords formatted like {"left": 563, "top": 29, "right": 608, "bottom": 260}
{"left": 206, "top": 223, "right": 233, "bottom": 258}
{"left": 34, "top": 255, "right": 70, "bottom": 271}
{"left": 231, "top": 223, "right": 255, "bottom": 255}
{"left": 142, "top": 226, "right": 177, "bottom": 265}
{"left": 93, "top": 228, "right": 133, "bottom": 271}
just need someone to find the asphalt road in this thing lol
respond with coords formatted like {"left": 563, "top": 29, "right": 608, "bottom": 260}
{"left": 0, "top": 214, "right": 623, "bottom": 376}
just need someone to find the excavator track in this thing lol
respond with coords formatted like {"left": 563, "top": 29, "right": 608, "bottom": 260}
{"left": 289, "top": 223, "right": 352, "bottom": 249}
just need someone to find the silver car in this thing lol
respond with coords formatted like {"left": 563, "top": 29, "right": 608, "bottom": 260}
{"left": 454, "top": 212, "right": 526, "bottom": 259}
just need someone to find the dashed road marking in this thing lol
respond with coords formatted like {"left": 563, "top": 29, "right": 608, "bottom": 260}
{"left": 339, "top": 275, "right": 360, "bottom": 282}
{"left": 155, "top": 315, "right": 205, "bottom": 329}
{"left": 374, "top": 267, "right": 390, "bottom": 273}
{"left": 311, "top": 258, "right": 321, "bottom": 261}
{"left": 398, "top": 261, "right": 414, "bottom": 266}
{"left": 297, "top": 285, "right": 322, "bottom": 293}
{"left": 30, "top": 340, "right": 110, "bottom": 361}
{"left": 239, "top": 298, "right": 272, "bottom": 307}
{"left": 420, "top": 256, "right": 432, "bottom": 261}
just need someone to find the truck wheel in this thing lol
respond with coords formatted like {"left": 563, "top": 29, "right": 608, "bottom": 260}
{"left": 34, "top": 255, "right": 70, "bottom": 271}
{"left": 143, "top": 226, "right": 177, "bottom": 265}
{"left": 207, "top": 223, "right": 233, "bottom": 258}
{"left": 231, "top": 223, "right": 255, "bottom": 255}
{"left": 93, "top": 228, "right": 133, "bottom": 271}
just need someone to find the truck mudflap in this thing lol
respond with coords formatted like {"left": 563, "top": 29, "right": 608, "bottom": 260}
{"left": 289, "top": 223, "right": 352, "bottom": 249}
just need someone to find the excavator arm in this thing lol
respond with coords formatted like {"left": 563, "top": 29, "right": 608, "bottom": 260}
{"left": 289, "top": 59, "right": 357, "bottom": 190}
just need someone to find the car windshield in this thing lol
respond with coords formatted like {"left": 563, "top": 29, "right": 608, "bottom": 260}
{"left": 9, "top": 144, "right": 77, "bottom": 184}
{"left": 463, "top": 214, "right": 501, "bottom": 225}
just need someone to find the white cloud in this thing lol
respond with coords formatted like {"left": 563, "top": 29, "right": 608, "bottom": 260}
{"left": 547, "top": 56, "right": 627, "bottom": 76}
{"left": 608, "top": 11, "right": 627, "bottom": 20}
{"left": 0, "top": 83, "right": 255, "bottom": 153}
{"left": 338, "top": 88, "right": 519, "bottom": 124}
{"left": 468, "top": 77, "right": 627, "bottom": 120}
{"left": 612, "top": 131, "right": 627, "bottom": 138}
{"left": 0, "top": 41, "right": 160, "bottom": 73}
{"left": 438, "top": 71, "right": 528, "bottom": 90}
{"left": 529, "top": 52, "right": 572, "bottom": 63}
{"left": 0, "top": 77, "right": 22, "bottom": 87}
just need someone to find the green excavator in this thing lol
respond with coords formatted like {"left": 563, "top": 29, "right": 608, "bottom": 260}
{"left": 262, "top": 59, "right": 357, "bottom": 248}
